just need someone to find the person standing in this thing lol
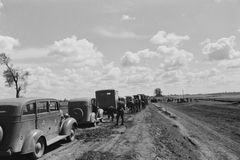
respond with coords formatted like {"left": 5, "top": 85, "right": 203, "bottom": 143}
{"left": 127, "top": 100, "right": 134, "bottom": 114}
{"left": 108, "top": 105, "right": 114, "bottom": 121}
{"left": 116, "top": 98, "right": 125, "bottom": 125}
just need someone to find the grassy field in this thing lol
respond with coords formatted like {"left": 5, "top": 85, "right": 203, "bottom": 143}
{"left": 167, "top": 92, "right": 240, "bottom": 102}
{"left": 166, "top": 100, "right": 240, "bottom": 144}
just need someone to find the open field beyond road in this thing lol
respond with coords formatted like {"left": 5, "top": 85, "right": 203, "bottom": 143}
{"left": 158, "top": 100, "right": 240, "bottom": 160}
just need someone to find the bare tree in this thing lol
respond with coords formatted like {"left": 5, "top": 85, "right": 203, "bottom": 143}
{"left": 154, "top": 88, "right": 162, "bottom": 97}
{"left": 0, "top": 53, "right": 30, "bottom": 98}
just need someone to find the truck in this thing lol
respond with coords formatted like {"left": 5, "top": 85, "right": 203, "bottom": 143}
{"left": 95, "top": 89, "right": 119, "bottom": 113}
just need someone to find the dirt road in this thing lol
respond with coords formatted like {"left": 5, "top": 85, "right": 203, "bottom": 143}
{"left": 3, "top": 102, "right": 239, "bottom": 160}
{"left": 37, "top": 103, "right": 199, "bottom": 160}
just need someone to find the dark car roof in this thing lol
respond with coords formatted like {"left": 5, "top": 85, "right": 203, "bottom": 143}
{"left": 0, "top": 97, "right": 57, "bottom": 116}
{"left": 0, "top": 97, "right": 57, "bottom": 106}
{"left": 95, "top": 89, "right": 116, "bottom": 92}
{"left": 69, "top": 97, "right": 93, "bottom": 102}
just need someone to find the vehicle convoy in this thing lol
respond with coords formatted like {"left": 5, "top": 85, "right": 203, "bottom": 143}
{"left": 95, "top": 89, "right": 119, "bottom": 112}
{"left": 0, "top": 97, "right": 77, "bottom": 159}
{"left": 68, "top": 97, "right": 103, "bottom": 127}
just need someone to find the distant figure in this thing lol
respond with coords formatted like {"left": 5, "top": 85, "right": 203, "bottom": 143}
{"left": 134, "top": 98, "right": 140, "bottom": 112}
{"left": 92, "top": 99, "right": 99, "bottom": 119}
{"left": 116, "top": 98, "right": 125, "bottom": 125}
{"left": 127, "top": 100, "right": 134, "bottom": 113}
{"left": 108, "top": 106, "right": 114, "bottom": 121}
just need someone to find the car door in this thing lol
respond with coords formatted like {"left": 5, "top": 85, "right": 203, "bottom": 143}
{"left": 48, "top": 101, "right": 61, "bottom": 138}
{"left": 36, "top": 101, "right": 52, "bottom": 140}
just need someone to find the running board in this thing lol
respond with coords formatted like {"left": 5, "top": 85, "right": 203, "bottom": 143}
{"left": 47, "top": 135, "right": 68, "bottom": 146}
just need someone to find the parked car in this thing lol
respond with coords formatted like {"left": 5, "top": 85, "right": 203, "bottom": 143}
{"left": 95, "top": 89, "right": 118, "bottom": 113}
{"left": 68, "top": 97, "right": 103, "bottom": 127}
{"left": 0, "top": 97, "right": 78, "bottom": 159}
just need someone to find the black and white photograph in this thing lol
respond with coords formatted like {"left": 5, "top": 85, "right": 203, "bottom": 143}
{"left": 0, "top": 0, "right": 240, "bottom": 159}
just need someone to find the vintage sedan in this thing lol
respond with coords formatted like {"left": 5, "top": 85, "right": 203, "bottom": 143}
{"left": 68, "top": 97, "right": 103, "bottom": 127}
{"left": 0, "top": 97, "right": 78, "bottom": 159}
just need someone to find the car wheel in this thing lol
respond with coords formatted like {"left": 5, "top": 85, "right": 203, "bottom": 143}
{"left": 32, "top": 137, "right": 45, "bottom": 159}
{"left": 72, "top": 108, "right": 84, "bottom": 121}
{"left": 67, "top": 125, "right": 76, "bottom": 142}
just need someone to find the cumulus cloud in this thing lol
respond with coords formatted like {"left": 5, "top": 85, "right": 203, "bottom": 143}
{"left": 100, "top": 62, "right": 122, "bottom": 80}
{"left": 123, "top": 74, "right": 153, "bottom": 84}
{"left": 48, "top": 36, "right": 103, "bottom": 67}
{"left": 121, "top": 15, "right": 136, "bottom": 21}
{"left": 187, "top": 68, "right": 220, "bottom": 80}
{"left": 200, "top": 38, "right": 211, "bottom": 46}
{"left": 157, "top": 46, "right": 194, "bottom": 71}
{"left": 161, "top": 70, "right": 183, "bottom": 84}
{"left": 77, "top": 67, "right": 101, "bottom": 77}
{"left": 121, "top": 67, "right": 154, "bottom": 85}
{"left": 219, "top": 58, "right": 240, "bottom": 69}
{"left": 150, "top": 31, "right": 189, "bottom": 46}
{"left": 27, "top": 67, "right": 66, "bottom": 91}
{"left": 25, "top": 67, "right": 92, "bottom": 99}
{"left": 121, "top": 49, "right": 158, "bottom": 66}
{"left": 121, "top": 66, "right": 153, "bottom": 84}
{"left": 202, "top": 36, "right": 240, "bottom": 61}
{"left": 0, "top": 1, "right": 3, "bottom": 9}
{"left": 0, "top": 35, "right": 19, "bottom": 52}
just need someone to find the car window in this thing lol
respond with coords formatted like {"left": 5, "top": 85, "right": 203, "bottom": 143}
{"left": 49, "top": 101, "right": 59, "bottom": 111}
{"left": 36, "top": 101, "right": 48, "bottom": 113}
{"left": 23, "top": 103, "right": 35, "bottom": 115}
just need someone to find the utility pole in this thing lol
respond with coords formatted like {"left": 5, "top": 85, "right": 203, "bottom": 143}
{"left": 182, "top": 89, "right": 184, "bottom": 99}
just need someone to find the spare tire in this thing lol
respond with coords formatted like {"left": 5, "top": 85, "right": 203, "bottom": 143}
{"left": 0, "top": 126, "right": 3, "bottom": 143}
{"left": 72, "top": 108, "right": 84, "bottom": 121}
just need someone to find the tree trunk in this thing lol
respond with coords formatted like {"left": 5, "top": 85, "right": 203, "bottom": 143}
{"left": 16, "top": 89, "right": 20, "bottom": 98}
{"left": 15, "top": 81, "right": 20, "bottom": 98}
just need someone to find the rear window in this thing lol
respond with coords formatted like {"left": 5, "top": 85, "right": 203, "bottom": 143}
{"left": 0, "top": 105, "right": 15, "bottom": 116}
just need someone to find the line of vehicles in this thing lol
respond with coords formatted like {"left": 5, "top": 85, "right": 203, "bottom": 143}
{"left": 0, "top": 89, "right": 149, "bottom": 159}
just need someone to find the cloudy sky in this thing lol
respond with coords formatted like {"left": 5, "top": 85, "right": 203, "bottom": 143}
{"left": 0, "top": 0, "right": 240, "bottom": 99}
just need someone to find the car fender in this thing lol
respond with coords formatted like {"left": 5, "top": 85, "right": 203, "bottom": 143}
{"left": 60, "top": 117, "right": 77, "bottom": 135}
{"left": 21, "top": 129, "right": 45, "bottom": 154}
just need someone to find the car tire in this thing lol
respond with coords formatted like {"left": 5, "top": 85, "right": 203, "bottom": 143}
{"left": 32, "top": 137, "right": 45, "bottom": 159}
{"left": 72, "top": 108, "right": 84, "bottom": 121}
{"left": 67, "top": 125, "right": 76, "bottom": 142}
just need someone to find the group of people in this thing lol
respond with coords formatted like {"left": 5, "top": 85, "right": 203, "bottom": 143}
{"left": 107, "top": 98, "right": 125, "bottom": 125}
{"left": 127, "top": 97, "right": 147, "bottom": 114}
{"left": 107, "top": 96, "right": 147, "bottom": 125}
